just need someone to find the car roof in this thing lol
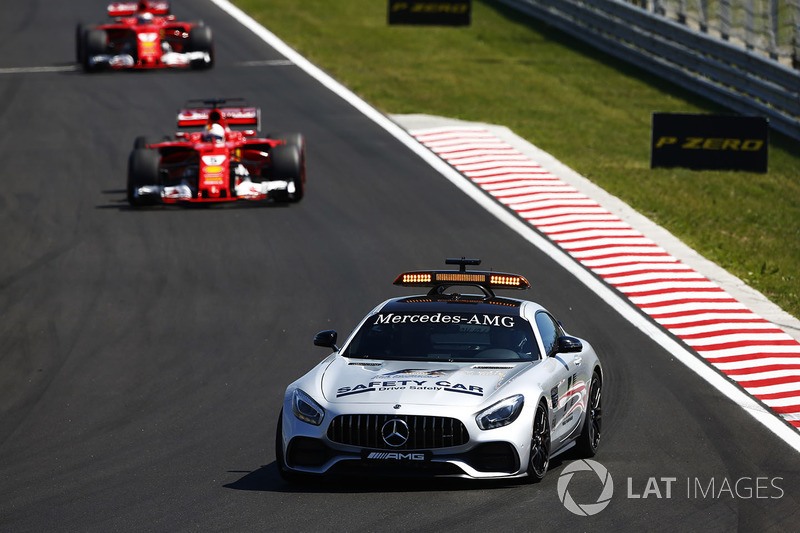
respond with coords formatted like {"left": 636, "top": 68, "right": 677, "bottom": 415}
{"left": 378, "top": 294, "right": 541, "bottom": 317}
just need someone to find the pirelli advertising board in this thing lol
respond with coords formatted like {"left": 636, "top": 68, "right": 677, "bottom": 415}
{"left": 651, "top": 113, "right": 768, "bottom": 173}
{"left": 388, "top": 0, "right": 471, "bottom": 26}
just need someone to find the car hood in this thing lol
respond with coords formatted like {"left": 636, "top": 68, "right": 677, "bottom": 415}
{"left": 321, "top": 357, "right": 533, "bottom": 406}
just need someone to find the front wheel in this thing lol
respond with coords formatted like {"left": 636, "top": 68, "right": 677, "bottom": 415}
{"left": 188, "top": 25, "right": 214, "bottom": 69}
{"left": 527, "top": 401, "right": 551, "bottom": 482}
{"left": 575, "top": 371, "right": 602, "bottom": 457}
{"left": 83, "top": 29, "right": 108, "bottom": 72}
{"left": 269, "top": 144, "right": 304, "bottom": 203}
{"left": 275, "top": 410, "right": 305, "bottom": 484}
{"left": 75, "top": 23, "right": 86, "bottom": 65}
{"left": 127, "top": 149, "right": 161, "bottom": 206}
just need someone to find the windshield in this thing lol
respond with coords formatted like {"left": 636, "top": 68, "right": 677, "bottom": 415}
{"left": 342, "top": 311, "right": 540, "bottom": 362}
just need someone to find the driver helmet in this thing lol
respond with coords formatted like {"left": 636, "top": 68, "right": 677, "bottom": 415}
{"left": 138, "top": 12, "right": 154, "bottom": 23}
{"left": 205, "top": 123, "right": 226, "bottom": 144}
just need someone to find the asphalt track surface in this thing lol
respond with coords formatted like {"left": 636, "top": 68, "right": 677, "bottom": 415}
{"left": 1, "top": 1, "right": 799, "bottom": 531}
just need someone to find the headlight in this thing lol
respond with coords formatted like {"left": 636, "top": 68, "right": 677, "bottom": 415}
{"left": 292, "top": 389, "right": 325, "bottom": 426}
{"left": 476, "top": 394, "right": 524, "bottom": 430}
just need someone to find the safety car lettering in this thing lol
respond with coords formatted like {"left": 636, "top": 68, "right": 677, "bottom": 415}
{"left": 336, "top": 387, "right": 376, "bottom": 397}
{"left": 336, "top": 380, "right": 483, "bottom": 397}
{"left": 373, "top": 313, "right": 514, "bottom": 328}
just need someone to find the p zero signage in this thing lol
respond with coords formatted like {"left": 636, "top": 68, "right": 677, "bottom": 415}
{"left": 650, "top": 113, "right": 768, "bottom": 172}
{"left": 388, "top": 0, "right": 471, "bottom": 26}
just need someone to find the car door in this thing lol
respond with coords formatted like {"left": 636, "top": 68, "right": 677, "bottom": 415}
{"left": 535, "top": 311, "right": 585, "bottom": 447}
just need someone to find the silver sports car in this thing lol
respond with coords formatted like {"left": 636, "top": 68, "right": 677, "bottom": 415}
{"left": 276, "top": 259, "right": 603, "bottom": 482}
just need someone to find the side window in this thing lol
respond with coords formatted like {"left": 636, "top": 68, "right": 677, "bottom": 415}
{"left": 535, "top": 312, "right": 560, "bottom": 357}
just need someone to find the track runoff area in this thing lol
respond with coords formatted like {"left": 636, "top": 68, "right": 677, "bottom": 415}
{"left": 210, "top": 0, "right": 800, "bottom": 452}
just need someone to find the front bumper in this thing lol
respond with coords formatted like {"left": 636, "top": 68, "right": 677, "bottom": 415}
{"left": 279, "top": 402, "right": 536, "bottom": 480}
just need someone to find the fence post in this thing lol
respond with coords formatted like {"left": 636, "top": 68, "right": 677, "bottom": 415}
{"left": 794, "top": 4, "right": 800, "bottom": 69}
{"left": 698, "top": 0, "right": 708, "bottom": 32}
{"left": 768, "top": 0, "right": 778, "bottom": 59}
{"left": 720, "top": 0, "right": 731, "bottom": 40}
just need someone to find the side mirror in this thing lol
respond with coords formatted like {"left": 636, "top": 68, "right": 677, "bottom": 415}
{"left": 556, "top": 336, "right": 582, "bottom": 354}
{"left": 314, "top": 330, "right": 339, "bottom": 351}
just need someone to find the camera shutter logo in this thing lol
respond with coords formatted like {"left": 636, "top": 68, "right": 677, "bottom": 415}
{"left": 557, "top": 459, "right": 614, "bottom": 516}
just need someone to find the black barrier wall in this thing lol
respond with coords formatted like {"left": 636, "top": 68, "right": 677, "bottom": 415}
{"left": 388, "top": 0, "right": 472, "bottom": 26}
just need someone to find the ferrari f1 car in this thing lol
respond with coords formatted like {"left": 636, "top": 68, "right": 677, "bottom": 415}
{"left": 127, "top": 99, "right": 305, "bottom": 206}
{"left": 76, "top": 2, "right": 213, "bottom": 71}
{"left": 277, "top": 258, "right": 603, "bottom": 482}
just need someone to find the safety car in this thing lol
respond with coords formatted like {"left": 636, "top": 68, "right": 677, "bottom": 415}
{"left": 276, "top": 258, "right": 603, "bottom": 482}
{"left": 76, "top": 1, "right": 213, "bottom": 71}
{"left": 127, "top": 98, "right": 305, "bottom": 206}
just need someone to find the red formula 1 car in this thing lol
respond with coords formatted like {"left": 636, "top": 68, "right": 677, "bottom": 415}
{"left": 127, "top": 99, "right": 306, "bottom": 207}
{"left": 76, "top": 1, "right": 213, "bottom": 71}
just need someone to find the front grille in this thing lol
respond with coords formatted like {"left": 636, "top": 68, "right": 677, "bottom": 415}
{"left": 327, "top": 414, "right": 469, "bottom": 449}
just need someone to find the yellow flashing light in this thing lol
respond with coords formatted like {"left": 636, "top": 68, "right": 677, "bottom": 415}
{"left": 399, "top": 273, "right": 432, "bottom": 284}
{"left": 436, "top": 273, "right": 485, "bottom": 283}
{"left": 490, "top": 274, "right": 528, "bottom": 287}
{"left": 394, "top": 270, "right": 530, "bottom": 290}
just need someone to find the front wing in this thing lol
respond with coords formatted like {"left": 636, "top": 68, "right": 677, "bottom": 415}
{"left": 133, "top": 178, "right": 295, "bottom": 204}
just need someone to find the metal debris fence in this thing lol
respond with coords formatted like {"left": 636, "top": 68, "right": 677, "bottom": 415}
{"left": 628, "top": 0, "right": 800, "bottom": 66}
{"left": 495, "top": 0, "right": 800, "bottom": 141}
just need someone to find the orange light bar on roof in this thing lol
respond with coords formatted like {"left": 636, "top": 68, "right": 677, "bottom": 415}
{"left": 490, "top": 274, "right": 528, "bottom": 288}
{"left": 436, "top": 273, "right": 485, "bottom": 283}
{"left": 394, "top": 270, "right": 530, "bottom": 290}
{"left": 398, "top": 273, "right": 432, "bottom": 284}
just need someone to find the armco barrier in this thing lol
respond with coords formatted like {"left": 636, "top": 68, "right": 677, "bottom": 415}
{"left": 494, "top": 0, "right": 800, "bottom": 142}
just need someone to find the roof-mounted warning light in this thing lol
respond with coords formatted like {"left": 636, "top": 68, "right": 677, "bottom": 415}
{"left": 393, "top": 258, "right": 530, "bottom": 298}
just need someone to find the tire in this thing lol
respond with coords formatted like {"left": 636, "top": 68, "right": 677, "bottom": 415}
{"left": 127, "top": 149, "right": 161, "bottom": 206}
{"left": 268, "top": 132, "right": 305, "bottom": 154}
{"left": 575, "top": 371, "right": 602, "bottom": 457}
{"left": 526, "top": 400, "right": 551, "bottom": 482}
{"left": 83, "top": 29, "right": 108, "bottom": 72}
{"left": 269, "top": 144, "right": 304, "bottom": 203}
{"left": 275, "top": 410, "right": 304, "bottom": 484}
{"left": 133, "top": 136, "right": 149, "bottom": 150}
{"left": 188, "top": 25, "right": 214, "bottom": 69}
{"left": 270, "top": 133, "right": 305, "bottom": 202}
{"left": 75, "top": 24, "right": 85, "bottom": 65}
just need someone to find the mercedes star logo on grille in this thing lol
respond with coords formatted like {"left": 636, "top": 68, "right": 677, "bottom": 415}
{"left": 381, "top": 419, "right": 410, "bottom": 447}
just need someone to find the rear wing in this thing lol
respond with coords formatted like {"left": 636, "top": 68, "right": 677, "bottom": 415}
{"left": 177, "top": 100, "right": 261, "bottom": 130}
{"left": 107, "top": 2, "right": 170, "bottom": 17}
